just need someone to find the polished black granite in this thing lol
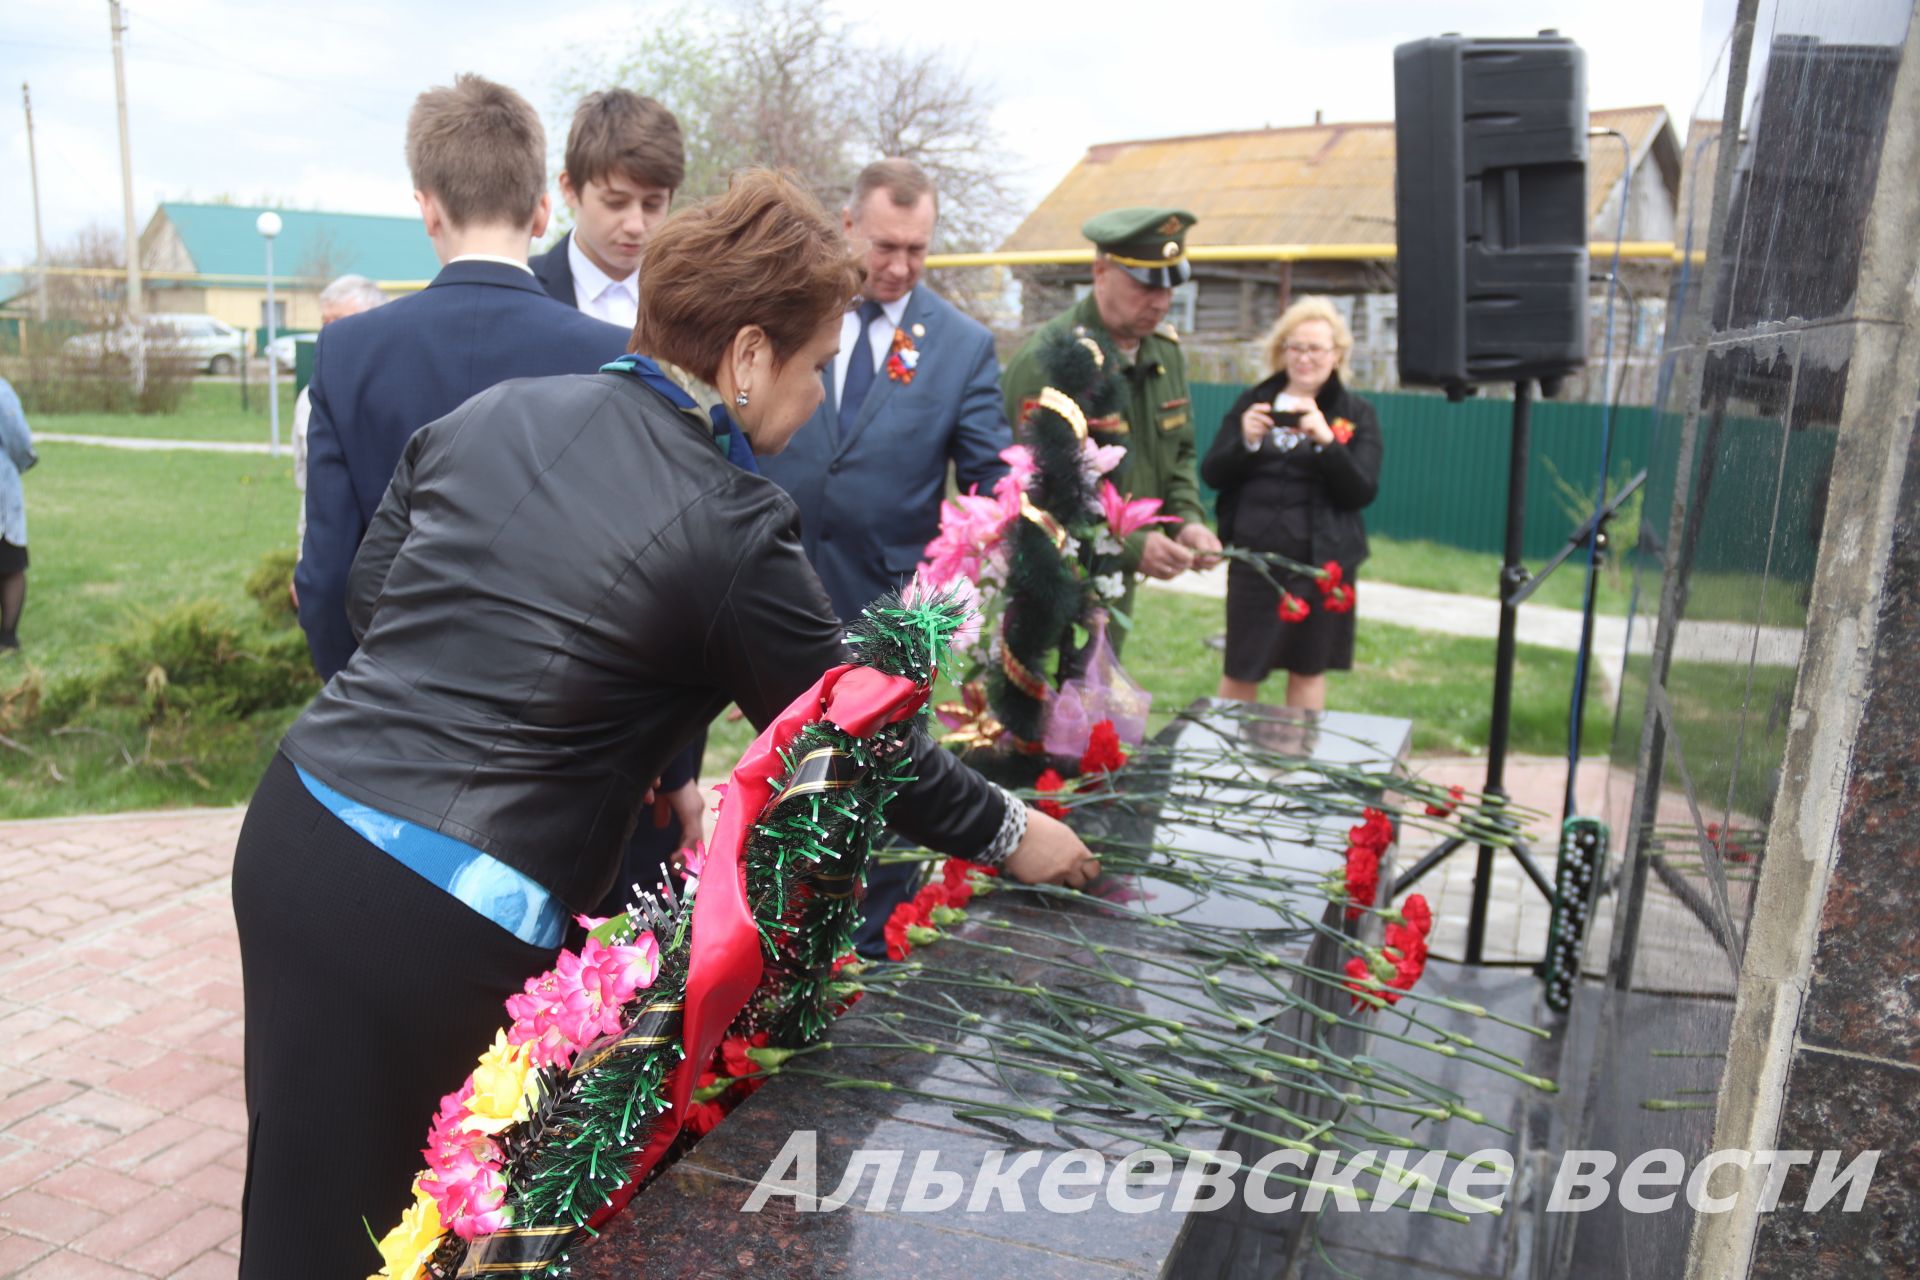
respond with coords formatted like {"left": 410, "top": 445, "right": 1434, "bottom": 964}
{"left": 575, "top": 704, "right": 1417, "bottom": 1279}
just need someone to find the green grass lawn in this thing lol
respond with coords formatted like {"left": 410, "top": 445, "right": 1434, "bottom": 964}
{"left": 1123, "top": 587, "right": 1609, "bottom": 757}
{"left": 1364, "top": 535, "right": 1807, "bottom": 629}
{"left": 1366, "top": 535, "right": 1635, "bottom": 616}
{"left": 19, "top": 442, "right": 301, "bottom": 684}
{"left": 31, "top": 380, "right": 298, "bottom": 445}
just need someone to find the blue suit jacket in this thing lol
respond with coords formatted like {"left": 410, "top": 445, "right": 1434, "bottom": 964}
{"left": 296, "top": 259, "right": 631, "bottom": 679}
{"left": 758, "top": 286, "right": 1010, "bottom": 620}
{"left": 528, "top": 231, "right": 577, "bottom": 308}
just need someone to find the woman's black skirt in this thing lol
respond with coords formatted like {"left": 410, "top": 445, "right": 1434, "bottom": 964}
{"left": 0, "top": 539, "right": 28, "bottom": 574}
{"left": 1223, "top": 558, "right": 1356, "bottom": 682}
{"left": 232, "top": 751, "right": 559, "bottom": 1279}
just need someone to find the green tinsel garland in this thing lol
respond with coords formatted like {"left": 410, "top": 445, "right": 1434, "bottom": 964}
{"left": 986, "top": 327, "right": 1130, "bottom": 757}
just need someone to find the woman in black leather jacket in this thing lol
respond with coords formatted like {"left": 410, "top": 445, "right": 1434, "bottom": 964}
{"left": 231, "top": 170, "right": 1097, "bottom": 1276}
{"left": 1200, "top": 297, "right": 1383, "bottom": 711}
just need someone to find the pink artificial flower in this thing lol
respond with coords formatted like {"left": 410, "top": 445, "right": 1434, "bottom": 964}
{"left": 1098, "top": 481, "right": 1177, "bottom": 541}
{"left": 920, "top": 491, "right": 1009, "bottom": 586}
{"left": 1079, "top": 438, "right": 1128, "bottom": 486}
{"left": 423, "top": 1151, "right": 509, "bottom": 1240}
{"left": 505, "top": 974, "right": 575, "bottom": 1069}
{"left": 422, "top": 1083, "right": 483, "bottom": 1166}
{"left": 679, "top": 837, "right": 707, "bottom": 878}
{"left": 999, "top": 444, "right": 1038, "bottom": 490}
{"left": 553, "top": 934, "right": 661, "bottom": 1046}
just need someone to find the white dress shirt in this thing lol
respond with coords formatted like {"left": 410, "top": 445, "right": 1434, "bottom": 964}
{"left": 833, "top": 291, "right": 912, "bottom": 405}
{"left": 447, "top": 253, "right": 535, "bottom": 275}
{"left": 567, "top": 235, "right": 640, "bottom": 331}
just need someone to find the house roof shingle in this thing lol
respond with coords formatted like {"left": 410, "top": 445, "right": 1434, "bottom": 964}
{"left": 1002, "top": 107, "right": 1676, "bottom": 253}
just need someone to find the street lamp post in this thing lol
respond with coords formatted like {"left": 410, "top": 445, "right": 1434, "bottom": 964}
{"left": 256, "top": 210, "right": 283, "bottom": 458}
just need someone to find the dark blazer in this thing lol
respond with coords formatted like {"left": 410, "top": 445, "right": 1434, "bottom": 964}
{"left": 296, "top": 259, "right": 630, "bottom": 679}
{"left": 281, "top": 370, "right": 1006, "bottom": 912}
{"left": 528, "top": 231, "right": 577, "bottom": 308}
{"left": 758, "top": 286, "right": 1009, "bottom": 620}
{"left": 1200, "top": 372, "right": 1383, "bottom": 569}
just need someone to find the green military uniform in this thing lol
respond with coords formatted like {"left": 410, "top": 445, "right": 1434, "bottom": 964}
{"left": 1001, "top": 208, "right": 1208, "bottom": 644}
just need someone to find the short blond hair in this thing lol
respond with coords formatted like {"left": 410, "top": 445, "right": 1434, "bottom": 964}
{"left": 405, "top": 74, "right": 545, "bottom": 229}
{"left": 1262, "top": 296, "right": 1353, "bottom": 379}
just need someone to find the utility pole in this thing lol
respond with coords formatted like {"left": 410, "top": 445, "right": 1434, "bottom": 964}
{"left": 22, "top": 83, "right": 49, "bottom": 325}
{"left": 108, "top": 0, "right": 143, "bottom": 387}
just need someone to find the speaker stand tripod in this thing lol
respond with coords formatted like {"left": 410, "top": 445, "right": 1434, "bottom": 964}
{"left": 1390, "top": 379, "right": 1556, "bottom": 964}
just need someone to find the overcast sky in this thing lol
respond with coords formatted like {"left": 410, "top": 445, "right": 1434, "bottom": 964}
{"left": 1, "top": 0, "right": 1733, "bottom": 265}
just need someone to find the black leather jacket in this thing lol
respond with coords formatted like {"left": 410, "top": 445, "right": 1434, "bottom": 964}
{"left": 281, "top": 371, "right": 1007, "bottom": 912}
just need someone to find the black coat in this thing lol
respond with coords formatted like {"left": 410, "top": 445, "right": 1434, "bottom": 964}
{"left": 1200, "top": 371, "right": 1383, "bottom": 570}
{"left": 281, "top": 370, "right": 1006, "bottom": 913}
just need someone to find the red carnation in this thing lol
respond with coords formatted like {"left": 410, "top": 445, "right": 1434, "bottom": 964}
{"left": 1343, "top": 843, "right": 1380, "bottom": 921}
{"left": 720, "top": 1031, "right": 768, "bottom": 1082}
{"left": 940, "top": 857, "right": 994, "bottom": 907}
{"left": 1424, "top": 784, "right": 1467, "bottom": 819}
{"left": 1319, "top": 560, "right": 1344, "bottom": 590}
{"left": 1322, "top": 583, "right": 1356, "bottom": 613}
{"left": 1385, "top": 893, "right": 1433, "bottom": 995}
{"left": 911, "top": 880, "right": 952, "bottom": 920}
{"left": 1384, "top": 921, "right": 1428, "bottom": 970}
{"left": 685, "top": 1070, "right": 729, "bottom": 1135}
{"left": 1345, "top": 955, "right": 1402, "bottom": 1007}
{"left": 884, "top": 900, "right": 922, "bottom": 960}
{"left": 1079, "top": 719, "right": 1129, "bottom": 778}
{"left": 1034, "top": 768, "right": 1069, "bottom": 819}
{"left": 1348, "top": 807, "right": 1393, "bottom": 853}
{"left": 1277, "top": 592, "right": 1311, "bottom": 623}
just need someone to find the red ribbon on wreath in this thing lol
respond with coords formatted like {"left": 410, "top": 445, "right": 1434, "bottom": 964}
{"left": 586, "top": 663, "right": 929, "bottom": 1227}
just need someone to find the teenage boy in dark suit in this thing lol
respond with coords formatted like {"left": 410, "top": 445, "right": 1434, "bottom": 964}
{"left": 298, "top": 73, "right": 630, "bottom": 680}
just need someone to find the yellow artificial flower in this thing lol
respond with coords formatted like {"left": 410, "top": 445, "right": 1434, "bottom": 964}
{"left": 461, "top": 1029, "right": 540, "bottom": 1135}
{"left": 369, "top": 1182, "right": 442, "bottom": 1279}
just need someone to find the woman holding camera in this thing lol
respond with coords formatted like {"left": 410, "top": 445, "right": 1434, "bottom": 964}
{"left": 1201, "top": 297, "right": 1382, "bottom": 711}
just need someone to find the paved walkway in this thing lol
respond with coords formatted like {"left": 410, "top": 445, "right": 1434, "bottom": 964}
{"left": 36, "top": 434, "right": 274, "bottom": 456}
{"left": 0, "top": 808, "right": 246, "bottom": 1279}
{"left": 1147, "top": 566, "right": 1802, "bottom": 675}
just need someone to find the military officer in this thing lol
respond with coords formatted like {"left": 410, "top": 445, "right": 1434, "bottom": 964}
{"left": 1002, "top": 207, "right": 1222, "bottom": 633}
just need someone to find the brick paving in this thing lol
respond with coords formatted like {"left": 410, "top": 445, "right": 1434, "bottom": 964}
{"left": 0, "top": 808, "right": 245, "bottom": 1279}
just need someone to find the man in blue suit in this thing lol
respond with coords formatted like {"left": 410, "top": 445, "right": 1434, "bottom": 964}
{"left": 759, "top": 159, "right": 1011, "bottom": 623}
{"left": 297, "top": 74, "right": 630, "bottom": 680}
{"left": 760, "top": 159, "right": 1011, "bottom": 956}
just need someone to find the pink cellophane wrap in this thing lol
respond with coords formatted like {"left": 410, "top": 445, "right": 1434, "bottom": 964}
{"left": 1042, "top": 616, "right": 1151, "bottom": 756}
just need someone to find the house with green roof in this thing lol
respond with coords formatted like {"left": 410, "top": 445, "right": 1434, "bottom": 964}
{"left": 138, "top": 202, "right": 439, "bottom": 332}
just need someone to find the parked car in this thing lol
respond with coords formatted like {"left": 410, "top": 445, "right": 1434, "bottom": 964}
{"left": 267, "top": 333, "right": 304, "bottom": 371}
{"left": 63, "top": 313, "right": 249, "bottom": 375}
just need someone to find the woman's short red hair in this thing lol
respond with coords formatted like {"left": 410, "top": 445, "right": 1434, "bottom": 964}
{"left": 632, "top": 169, "right": 862, "bottom": 382}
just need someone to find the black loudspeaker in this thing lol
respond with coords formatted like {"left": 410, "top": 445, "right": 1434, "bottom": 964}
{"left": 1394, "top": 33, "right": 1589, "bottom": 396}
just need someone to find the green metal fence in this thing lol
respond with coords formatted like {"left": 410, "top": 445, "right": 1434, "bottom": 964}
{"left": 1189, "top": 383, "right": 1834, "bottom": 582}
